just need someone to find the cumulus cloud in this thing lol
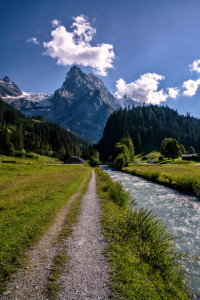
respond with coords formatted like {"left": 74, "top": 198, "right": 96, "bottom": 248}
{"left": 183, "top": 78, "right": 200, "bottom": 96}
{"left": 51, "top": 19, "right": 61, "bottom": 28}
{"left": 167, "top": 87, "right": 179, "bottom": 98}
{"left": 189, "top": 59, "right": 200, "bottom": 73}
{"left": 27, "top": 37, "right": 39, "bottom": 45}
{"left": 43, "top": 15, "right": 115, "bottom": 76}
{"left": 115, "top": 73, "right": 178, "bottom": 105}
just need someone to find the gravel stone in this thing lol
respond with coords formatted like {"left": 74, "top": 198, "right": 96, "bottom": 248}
{"left": 57, "top": 169, "right": 111, "bottom": 300}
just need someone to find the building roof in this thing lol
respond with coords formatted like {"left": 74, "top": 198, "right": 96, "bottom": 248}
{"left": 181, "top": 154, "right": 199, "bottom": 157}
{"left": 63, "top": 156, "right": 87, "bottom": 164}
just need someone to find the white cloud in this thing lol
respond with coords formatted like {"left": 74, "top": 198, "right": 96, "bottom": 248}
{"left": 27, "top": 37, "right": 39, "bottom": 45}
{"left": 43, "top": 15, "right": 115, "bottom": 76}
{"left": 183, "top": 78, "right": 200, "bottom": 96}
{"left": 51, "top": 19, "right": 61, "bottom": 28}
{"left": 167, "top": 87, "right": 179, "bottom": 98}
{"left": 115, "top": 73, "right": 172, "bottom": 105}
{"left": 71, "top": 15, "right": 96, "bottom": 42}
{"left": 189, "top": 59, "right": 200, "bottom": 73}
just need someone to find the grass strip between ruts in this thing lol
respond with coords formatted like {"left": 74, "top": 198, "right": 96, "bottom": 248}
{"left": 46, "top": 169, "right": 92, "bottom": 300}
{"left": 95, "top": 166, "right": 192, "bottom": 300}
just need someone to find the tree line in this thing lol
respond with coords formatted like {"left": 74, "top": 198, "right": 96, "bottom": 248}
{"left": 97, "top": 104, "right": 200, "bottom": 160}
{"left": 0, "top": 98, "right": 91, "bottom": 160}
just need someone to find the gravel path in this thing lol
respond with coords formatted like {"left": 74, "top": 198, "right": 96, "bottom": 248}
{"left": 1, "top": 176, "right": 89, "bottom": 300}
{"left": 57, "top": 169, "right": 111, "bottom": 300}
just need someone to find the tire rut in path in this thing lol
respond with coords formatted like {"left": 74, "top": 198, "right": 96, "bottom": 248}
{"left": 57, "top": 169, "right": 111, "bottom": 300}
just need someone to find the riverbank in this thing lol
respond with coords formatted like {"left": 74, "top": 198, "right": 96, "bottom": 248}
{"left": 96, "top": 166, "right": 192, "bottom": 300}
{"left": 124, "top": 164, "right": 200, "bottom": 197}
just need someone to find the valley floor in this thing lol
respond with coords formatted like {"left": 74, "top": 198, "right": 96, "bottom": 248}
{"left": 0, "top": 156, "right": 194, "bottom": 299}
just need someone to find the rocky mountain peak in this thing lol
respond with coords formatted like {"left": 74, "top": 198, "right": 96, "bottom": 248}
{"left": 65, "top": 65, "right": 85, "bottom": 79}
{"left": 0, "top": 76, "right": 22, "bottom": 97}
{"left": 70, "top": 65, "right": 82, "bottom": 71}
{"left": 60, "top": 66, "right": 116, "bottom": 107}
{"left": 3, "top": 76, "right": 12, "bottom": 82}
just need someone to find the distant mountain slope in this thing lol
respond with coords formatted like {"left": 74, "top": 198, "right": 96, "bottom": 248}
{"left": 97, "top": 105, "right": 200, "bottom": 160}
{"left": 0, "top": 76, "right": 53, "bottom": 114}
{"left": 0, "top": 97, "right": 89, "bottom": 161}
{"left": 0, "top": 66, "right": 117, "bottom": 142}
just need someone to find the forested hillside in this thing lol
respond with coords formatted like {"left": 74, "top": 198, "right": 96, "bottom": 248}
{"left": 0, "top": 98, "right": 89, "bottom": 160}
{"left": 97, "top": 105, "right": 200, "bottom": 160}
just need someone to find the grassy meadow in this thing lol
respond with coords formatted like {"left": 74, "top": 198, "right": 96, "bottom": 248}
{"left": 96, "top": 167, "right": 191, "bottom": 300}
{"left": 134, "top": 143, "right": 161, "bottom": 162}
{"left": 0, "top": 154, "right": 91, "bottom": 293}
{"left": 126, "top": 164, "right": 200, "bottom": 178}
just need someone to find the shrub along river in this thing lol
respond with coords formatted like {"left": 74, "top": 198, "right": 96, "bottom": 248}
{"left": 101, "top": 166, "right": 200, "bottom": 300}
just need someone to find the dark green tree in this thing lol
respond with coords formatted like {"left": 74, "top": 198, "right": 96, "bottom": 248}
{"left": 114, "top": 153, "right": 126, "bottom": 171}
{"left": 113, "top": 143, "right": 130, "bottom": 165}
{"left": 165, "top": 139, "right": 181, "bottom": 161}
{"left": 121, "top": 134, "right": 135, "bottom": 162}
{"left": 188, "top": 146, "right": 195, "bottom": 154}
{"left": 180, "top": 144, "right": 186, "bottom": 154}
{"left": 160, "top": 138, "right": 172, "bottom": 157}
{"left": 7, "top": 142, "right": 15, "bottom": 156}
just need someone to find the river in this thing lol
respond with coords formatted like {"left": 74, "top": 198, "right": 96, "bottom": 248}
{"left": 101, "top": 166, "right": 200, "bottom": 300}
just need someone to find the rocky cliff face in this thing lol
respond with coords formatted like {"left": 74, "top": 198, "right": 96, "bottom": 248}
{"left": 0, "top": 76, "right": 22, "bottom": 97}
{"left": 45, "top": 66, "right": 116, "bottom": 142}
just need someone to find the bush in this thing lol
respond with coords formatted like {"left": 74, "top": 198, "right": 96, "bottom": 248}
{"left": 14, "top": 151, "right": 25, "bottom": 158}
{"left": 25, "top": 153, "right": 35, "bottom": 159}
{"left": 139, "top": 170, "right": 161, "bottom": 182}
{"left": 159, "top": 155, "right": 164, "bottom": 161}
{"left": 89, "top": 155, "right": 99, "bottom": 166}
{"left": 120, "top": 208, "right": 185, "bottom": 281}
{"left": 108, "top": 181, "right": 134, "bottom": 208}
{"left": 114, "top": 154, "right": 126, "bottom": 170}
{"left": 175, "top": 174, "right": 200, "bottom": 195}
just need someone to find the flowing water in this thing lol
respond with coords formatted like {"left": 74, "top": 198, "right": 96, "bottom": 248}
{"left": 101, "top": 166, "right": 200, "bottom": 299}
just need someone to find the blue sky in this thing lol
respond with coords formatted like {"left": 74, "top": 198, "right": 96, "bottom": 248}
{"left": 1, "top": 0, "right": 200, "bottom": 117}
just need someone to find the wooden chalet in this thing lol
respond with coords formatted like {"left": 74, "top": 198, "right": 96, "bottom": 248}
{"left": 181, "top": 154, "right": 199, "bottom": 161}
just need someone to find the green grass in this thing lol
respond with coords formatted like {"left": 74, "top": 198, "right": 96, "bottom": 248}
{"left": 0, "top": 154, "right": 91, "bottom": 294}
{"left": 133, "top": 143, "right": 197, "bottom": 164}
{"left": 47, "top": 171, "right": 92, "bottom": 299}
{"left": 134, "top": 143, "right": 161, "bottom": 162}
{"left": 95, "top": 167, "right": 192, "bottom": 300}
{"left": 124, "top": 164, "right": 200, "bottom": 196}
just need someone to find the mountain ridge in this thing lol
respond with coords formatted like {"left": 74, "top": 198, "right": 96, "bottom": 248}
{"left": 0, "top": 66, "right": 118, "bottom": 142}
{"left": 0, "top": 66, "right": 141, "bottom": 142}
